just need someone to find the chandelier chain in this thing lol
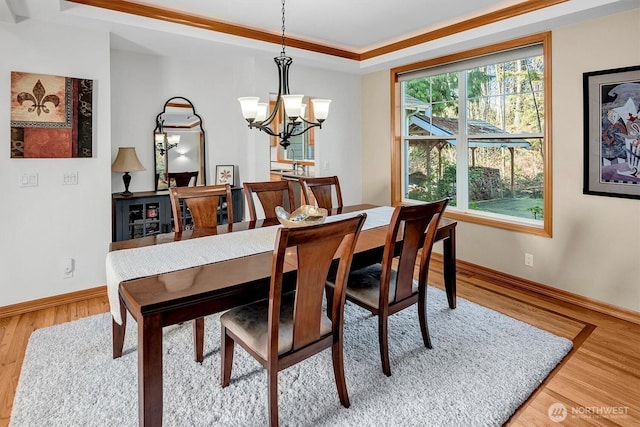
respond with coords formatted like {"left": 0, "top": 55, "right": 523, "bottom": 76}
{"left": 281, "top": 0, "right": 286, "bottom": 56}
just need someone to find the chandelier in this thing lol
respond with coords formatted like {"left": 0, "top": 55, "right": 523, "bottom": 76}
{"left": 238, "top": 0, "right": 331, "bottom": 149}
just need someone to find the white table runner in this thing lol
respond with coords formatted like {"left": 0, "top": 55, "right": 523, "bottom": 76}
{"left": 106, "top": 206, "right": 395, "bottom": 324}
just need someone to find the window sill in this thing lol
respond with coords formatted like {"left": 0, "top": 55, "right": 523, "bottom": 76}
{"left": 444, "top": 209, "right": 551, "bottom": 237}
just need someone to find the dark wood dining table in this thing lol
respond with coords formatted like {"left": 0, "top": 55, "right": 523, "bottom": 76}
{"left": 108, "top": 204, "right": 457, "bottom": 426}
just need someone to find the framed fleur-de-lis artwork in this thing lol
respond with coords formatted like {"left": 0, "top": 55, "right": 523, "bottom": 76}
{"left": 10, "top": 71, "right": 93, "bottom": 158}
{"left": 215, "top": 165, "right": 235, "bottom": 186}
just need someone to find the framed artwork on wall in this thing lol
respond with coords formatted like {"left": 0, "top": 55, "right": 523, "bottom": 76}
{"left": 10, "top": 71, "right": 94, "bottom": 158}
{"left": 215, "top": 165, "right": 235, "bottom": 186}
{"left": 583, "top": 65, "right": 640, "bottom": 199}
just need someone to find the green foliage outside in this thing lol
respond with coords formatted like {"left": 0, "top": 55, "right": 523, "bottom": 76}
{"left": 408, "top": 163, "right": 457, "bottom": 203}
{"left": 407, "top": 153, "right": 544, "bottom": 220}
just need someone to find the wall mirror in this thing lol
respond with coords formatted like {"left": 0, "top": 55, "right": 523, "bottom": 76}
{"left": 271, "top": 95, "right": 315, "bottom": 165}
{"left": 154, "top": 97, "right": 206, "bottom": 190}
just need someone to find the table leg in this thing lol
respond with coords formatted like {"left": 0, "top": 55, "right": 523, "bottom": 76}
{"left": 443, "top": 227, "right": 457, "bottom": 309}
{"left": 138, "top": 313, "right": 163, "bottom": 426}
{"left": 193, "top": 317, "right": 204, "bottom": 363}
{"left": 112, "top": 297, "right": 127, "bottom": 359}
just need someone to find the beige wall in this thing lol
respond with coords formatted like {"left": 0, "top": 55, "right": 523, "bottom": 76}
{"left": 361, "top": 9, "right": 640, "bottom": 312}
{"left": 362, "top": 72, "right": 392, "bottom": 206}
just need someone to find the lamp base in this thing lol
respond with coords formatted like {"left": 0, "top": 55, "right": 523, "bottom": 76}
{"left": 120, "top": 172, "right": 133, "bottom": 197}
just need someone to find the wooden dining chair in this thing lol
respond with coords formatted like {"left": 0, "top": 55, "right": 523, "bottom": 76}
{"left": 220, "top": 213, "right": 367, "bottom": 426}
{"left": 168, "top": 183, "right": 233, "bottom": 362}
{"left": 243, "top": 180, "right": 296, "bottom": 221}
{"left": 169, "top": 184, "right": 233, "bottom": 232}
{"left": 168, "top": 171, "right": 199, "bottom": 187}
{"left": 327, "top": 199, "right": 448, "bottom": 377}
{"left": 299, "top": 176, "right": 343, "bottom": 210}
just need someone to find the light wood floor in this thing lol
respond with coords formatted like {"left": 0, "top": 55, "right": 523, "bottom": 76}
{"left": 0, "top": 260, "right": 638, "bottom": 427}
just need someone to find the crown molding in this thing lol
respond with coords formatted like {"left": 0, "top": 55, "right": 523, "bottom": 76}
{"left": 67, "top": 0, "right": 568, "bottom": 61}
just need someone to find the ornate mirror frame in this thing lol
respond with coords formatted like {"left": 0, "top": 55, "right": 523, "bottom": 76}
{"left": 154, "top": 97, "right": 206, "bottom": 190}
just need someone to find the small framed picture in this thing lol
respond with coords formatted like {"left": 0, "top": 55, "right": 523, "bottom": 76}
{"left": 215, "top": 165, "right": 235, "bottom": 186}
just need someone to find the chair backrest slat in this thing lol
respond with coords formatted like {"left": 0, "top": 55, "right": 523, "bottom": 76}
{"left": 299, "top": 176, "right": 343, "bottom": 210}
{"left": 243, "top": 181, "right": 295, "bottom": 221}
{"left": 381, "top": 200, "right": 449, "bottom": 303}
{"left": 169, "top": 184, "right": 233, "bottom": 232}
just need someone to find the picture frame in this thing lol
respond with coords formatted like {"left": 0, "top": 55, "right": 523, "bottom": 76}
{"left": 215, "top": 165, "right": 235, "bottom": 186}
{"left": 10, "top": 71, "right": 94, "bottom": 158}
{"left": 583, "top": 65, "right": 640, "bottom": 199}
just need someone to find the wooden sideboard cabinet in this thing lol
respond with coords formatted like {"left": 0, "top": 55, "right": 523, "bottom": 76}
{"left": 112, "top": 188, "right": 244, "bottom": 242}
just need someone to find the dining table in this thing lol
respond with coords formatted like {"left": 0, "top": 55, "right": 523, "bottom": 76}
{"left": 106, "top": 204, "right": 457, "bottom": 426}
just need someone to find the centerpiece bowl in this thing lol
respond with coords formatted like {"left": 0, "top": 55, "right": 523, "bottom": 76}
{"left": 275, "top": 205, "right": 328, "bottom": 228}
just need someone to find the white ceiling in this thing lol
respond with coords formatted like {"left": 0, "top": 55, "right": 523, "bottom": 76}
{"left": 3, "top": 0, "right": 639, "bottom": 73}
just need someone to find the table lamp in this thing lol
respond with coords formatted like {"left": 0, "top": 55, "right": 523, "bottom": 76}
{"left": 111, "top": 147, "right": 145, "bottom": 196}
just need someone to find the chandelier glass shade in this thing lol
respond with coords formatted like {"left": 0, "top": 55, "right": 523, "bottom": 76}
{"left": 238, "top": 0, "right": 331, "bottom": 149}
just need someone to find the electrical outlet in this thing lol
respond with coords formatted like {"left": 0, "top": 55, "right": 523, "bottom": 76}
{"left": 524, "top": 253, "right": 534, "bottom": 267}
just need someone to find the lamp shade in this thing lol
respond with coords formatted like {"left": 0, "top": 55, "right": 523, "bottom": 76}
{"left": 281, "top": 94, "right": 304, "bottom": 118}
{"left": 311, "top": 99, "right": 331, "bottom": 121}
{"left": 255, "top": 103, "right": 268, "bottom": 122}
{"left": 111, "top": 147, "right": 145, "bottom": 172}
{"left": 295, "top": 104, "right": 307, "bottom": 123}
{"left": 238, "top": 97, "right": 260, "bottom": 120}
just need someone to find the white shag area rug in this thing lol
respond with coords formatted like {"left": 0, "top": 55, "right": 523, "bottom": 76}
{"left": 11, "top": 287, "right": 572, "bottom": 427}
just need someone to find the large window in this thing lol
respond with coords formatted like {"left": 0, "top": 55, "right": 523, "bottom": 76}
{"left": 392, "top": 34, "right": 551, "bottom": 236}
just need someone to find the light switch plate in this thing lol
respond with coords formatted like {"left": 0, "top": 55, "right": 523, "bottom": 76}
{"left": 63, "top": 171, "right": 78, "bottom": 185}
{"left": 20, "top": 173, "right": 38, "bottom": 187}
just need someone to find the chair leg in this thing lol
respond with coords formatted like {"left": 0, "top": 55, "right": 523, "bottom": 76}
{"left": 331, "top": 334, "right": 350, "bottom": 408}
{"left": 112, "top": 298, "right": 127, "bottom": 359}
{"left": 193, "top": 317, "right": 204, "bottom": 363}
{"left": 220, "top": 326, "right": 235, "bottom": 387}
{"left": 418, "top": 292, "right": 432, "bottom": 349}
{"left": 325, "top": 286, "right": 335, "bottom": 320}
{"left": 268, "top": 367, "right": 279, "bottom": 427}
{"left": 378, "top": 313, "right": 391, "bottom": 376}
